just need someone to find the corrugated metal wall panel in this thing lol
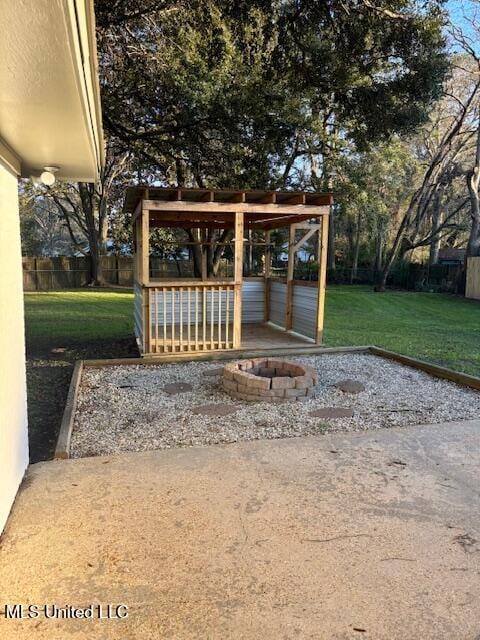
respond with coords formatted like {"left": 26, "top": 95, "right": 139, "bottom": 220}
{"left": 133, "top": 283, "right": 143, "bottom": 340}
{"left": 242, "top": 279, "right": 264, "bottom": 323}
{"left": 150, "top": 288, "right": 234, "bottom": 325}
{"left": 269, "top": 280, "right": 287, "bottom": 328}
{"left": 292, "top": 284, "right": 317, "bottom": 339}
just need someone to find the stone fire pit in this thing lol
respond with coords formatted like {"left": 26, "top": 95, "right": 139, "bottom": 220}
{"left": 222, "top": 358, "right": 318, "bottom": 402}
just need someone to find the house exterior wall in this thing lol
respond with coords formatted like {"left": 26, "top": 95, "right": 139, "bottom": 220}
{"left": 0, "top": 162, "right": 29, "bottom": 533}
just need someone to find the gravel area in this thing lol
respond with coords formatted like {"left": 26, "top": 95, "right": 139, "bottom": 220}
{"left": 70, "top": 354, "right": 480, "bottom": 458}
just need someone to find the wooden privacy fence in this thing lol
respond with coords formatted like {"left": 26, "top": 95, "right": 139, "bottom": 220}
{"left": 466, "top": 257, "right": 480, "bottom": 300}
{"left": 23, "top": 256, "right": 230, "bottom": 291}
{"left": 22, "top": 256, "right": 134, "bottom": 290}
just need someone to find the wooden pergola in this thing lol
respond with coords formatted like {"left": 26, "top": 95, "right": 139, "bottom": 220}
{"left": 124, "top": 187, "right": 332, "bottom": 356}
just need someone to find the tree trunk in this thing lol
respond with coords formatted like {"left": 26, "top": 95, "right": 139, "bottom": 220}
{"left": 350, "top": 212, "right": 361, "bottom": 284}
{"left": 429, "top": 184, "right": 444, "bottom": 265}
{"left": 78, "top": 183, "right": 104, "bottom": 286}
{"left": 375, "top": 201, "right": 414, "bottom": 291}
{"left": 188, "top": 228, "right": 233, "bottom": 278}
{"left": 374, "top": 229, "right": 384, "bottom": 273}
{"left": 186, "top": 229, "right": 202, "bottom": 277}
{"left": 466, "top": 126, "right": 480, "bottom": 257}
{"left": 209, "top": 229, "right": 233, "bottom": 277}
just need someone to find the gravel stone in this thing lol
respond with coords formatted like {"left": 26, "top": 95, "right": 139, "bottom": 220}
{"left": 70, "top": 354, "right": 480, "bottom": 459}
{"left": 191, "top": 403, "right": 238, "bottom": 417}
{"left": 309, "top": 407, "right": 354, "bottom": 419}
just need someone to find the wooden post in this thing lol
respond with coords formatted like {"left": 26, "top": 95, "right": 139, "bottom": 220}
{"left": 141, "top": 208, "right": 150, "bottom": 286}
{"left": 315, "top": 214, "right": 329, "bottom": 344}
{"left": 285, "top": 223, "right": 296, "bottom": 330}
{"left": 142, "top": 288, "right": 151, "bottom": 355}
{"left": 133, "top": 220, "right": 138, "bottom": 282}
{"left": 264, "top": 230, "right": 271, "bottom": 322}
{"left": 201, "top": 228, "right": 208, "bottom": 280}
{"left": 233, "top": 211, "right": 244, "bottom": 348}
{"left": 141, "top": 207, "right": 150, "bottom": 354}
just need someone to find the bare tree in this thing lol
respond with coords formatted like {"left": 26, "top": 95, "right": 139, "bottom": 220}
{"left": 376, "top": 57, "right": 480, "bottom": 290}
{"left": 45, "top": 150, "right": 129, "bottom": 285}
{"left": 451, "top": 6, "right": 480, "bottom": 256}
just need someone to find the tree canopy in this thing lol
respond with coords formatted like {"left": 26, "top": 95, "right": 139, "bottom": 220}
{"left": 97, "top": 0, "right": 449, "bottom": 189}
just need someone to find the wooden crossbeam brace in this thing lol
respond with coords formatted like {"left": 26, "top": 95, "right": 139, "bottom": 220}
{"left": 251, "top": 215, "right": 317, "bottom": 230}
{"left": 292, "top": 226, "right": 318, "bottom": 253}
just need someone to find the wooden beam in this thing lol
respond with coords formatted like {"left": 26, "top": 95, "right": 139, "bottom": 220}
{"left": 259, "top": 192, "right": 277, "bottom": 204}
{"left": 141, "top": 208, "right": 150, "bottom": 286}
{"left": 142, "top": 287, "right": 151, "bottom": 355}
{"left": 280, "top": 193, "right": 306, "bottom": 205}
{"left": 150, "top": 221, "right": 234, "bottom": 230}
{"left": 149, "top": 211, "right": 235, "bottom": 222}
{"left": 290, "top": 222, "right": 321, "bottom": 230}
{"left": 292, "top": 227, "right": 318, "bottom": 253}
{"left": 143, "top": 200, "right": 330, "bottom": 217}
{"left": 201, "top": 228, "right": 207, "bottom": 280}
{"left": 132, "top": 199, "right": 143, "bottom": 223}
{"left": 233, "top": 211, "right": 244, "bottom": 349}
{"left": 253, "top": 214, "right": 319, "bottom": 231}
{"left": 141, "top": 209, "right": 151, "bottom": 354}
{"left": 264, "top": 230, "right": 271, "bottom": 322}
{"left": 145, "top": 280, "right": 234, "bottom": 287}
{"left": 133, "top": 218, "right": 140, "bottom": 283}
{"left": 54, "top": 361, "right": 83, "bottom": 459}
{"left": 315, "top": 214, "right": 329, "bottom": 344}
{"left": 126, "top": 188, "right": 333, "bottom": 214}
{"left": 285, "top": 224, "right": 296, "bottom": 330}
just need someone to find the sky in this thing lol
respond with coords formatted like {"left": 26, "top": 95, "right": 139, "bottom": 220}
{"left": 446, "top": 0, "right": 479, "bottom": 50}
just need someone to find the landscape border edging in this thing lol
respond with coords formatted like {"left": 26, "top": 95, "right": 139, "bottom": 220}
{"left": 369, "top": 346, "right": 480, "bottom": 392}
{"left": 54, "top": 360, "right": 83, "bottom": 460}
{"left": 81, "top": 344, "right": 370, "bottom": 368}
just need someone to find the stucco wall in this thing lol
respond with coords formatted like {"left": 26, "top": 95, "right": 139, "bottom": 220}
{"left": 0, "top": 163, "right": 29, "bottom": 533}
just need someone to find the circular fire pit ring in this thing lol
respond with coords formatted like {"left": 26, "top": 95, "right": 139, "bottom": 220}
{"left": 222, "top": 358, "right": 318, "bottom": 402}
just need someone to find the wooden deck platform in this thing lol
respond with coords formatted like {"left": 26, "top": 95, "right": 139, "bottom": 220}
{"left": 147, "top": 322, "right": 315, "bottom": 355}
{"left": 240, "top": 323, "right": 314, "bottom": 350}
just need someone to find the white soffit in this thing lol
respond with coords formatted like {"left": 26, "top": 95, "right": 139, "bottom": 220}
{"left": 0, "top": 0, "right": 104, "bottom": 181}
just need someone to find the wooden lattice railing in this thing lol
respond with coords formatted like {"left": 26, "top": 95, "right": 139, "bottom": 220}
{"left": 141, "top": 282, "right": 237, "bottom": 354}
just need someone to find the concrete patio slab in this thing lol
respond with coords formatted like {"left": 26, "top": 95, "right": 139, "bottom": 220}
{"left": 1, "top": 420, "right": 480, "bottom": 639}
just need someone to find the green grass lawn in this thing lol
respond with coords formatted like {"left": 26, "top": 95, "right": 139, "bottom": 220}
{"left": 24, "top": 289, "right": 137, "bottom": 463}
{"left": 25, "top": 285, "right": 480, "bottom": 374}
{"left": 324, "top": 286, "right": 480, "bottom": 375}
{"left": 24, "top": 289, "right": 134, "bottom": 341}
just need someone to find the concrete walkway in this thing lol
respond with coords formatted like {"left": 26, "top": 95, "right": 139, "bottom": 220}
{"left": 1, "top": 420, "right": 479, "bottom": 639}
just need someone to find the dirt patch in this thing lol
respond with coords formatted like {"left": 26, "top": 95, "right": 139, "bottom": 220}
{"left": 26, "top": 335, "right": 138, "bottom": 462}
